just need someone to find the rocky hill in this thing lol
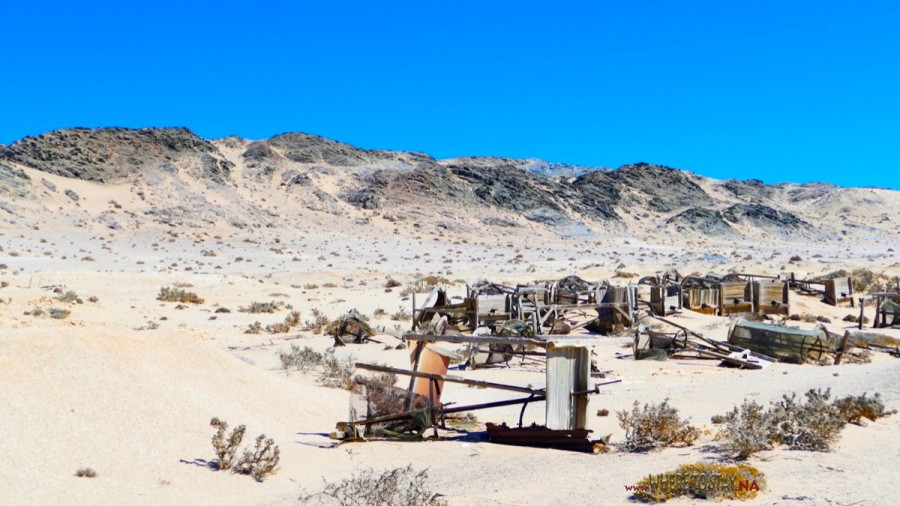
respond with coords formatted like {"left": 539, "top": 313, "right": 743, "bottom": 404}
{"left": 0, "top": 126, "right": 897, "bottom": 243}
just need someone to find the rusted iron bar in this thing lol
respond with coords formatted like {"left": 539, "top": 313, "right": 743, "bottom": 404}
{"left": 355, "top": 362, "right": 542, "bottom": 395}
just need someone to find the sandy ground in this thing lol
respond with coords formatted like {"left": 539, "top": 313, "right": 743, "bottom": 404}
{"left": 1, "top": 176, "right": 899, "bottom": 505}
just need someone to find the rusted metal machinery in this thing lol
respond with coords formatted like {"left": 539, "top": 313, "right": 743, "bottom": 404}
{"left": 331, "top": 334, "right": 619, "bottom": 453}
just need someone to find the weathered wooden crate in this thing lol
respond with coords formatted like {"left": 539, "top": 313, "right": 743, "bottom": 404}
{"left": 718, "top": 281, "right": 754, "bottom": 315}
{"left": 469, "top": 294, "right": 511, "bottom": 328}
{"left": 682, "top": 288, "right": 719, "bottom": 314}
{"left": 824, "top": 277, "right": 854, "bottom": 306}
{"left": 650, "top": 285, "right": 681, "bottom": 316}
{"left": 754, "top": 281, "right": 789, "bottom": 316}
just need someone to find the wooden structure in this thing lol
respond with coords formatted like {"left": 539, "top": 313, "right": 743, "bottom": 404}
{"left": 857, "top": 292, "right": 900, "bottom": 329}
{"left": 753, "top": 281, "right": 790, "bottom": 316}
{"left": 718, "top": 280, "right": 755, "bottom": 316}
{"left": 824, "top": 277, "right": 854, "bottom": 306}
{"left": 649, "top": 284, "right": 682, "bottom": 316}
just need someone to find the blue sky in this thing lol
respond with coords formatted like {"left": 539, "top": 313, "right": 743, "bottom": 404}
{"left": 1, "top": 1, "right": 898, "bottom": 188}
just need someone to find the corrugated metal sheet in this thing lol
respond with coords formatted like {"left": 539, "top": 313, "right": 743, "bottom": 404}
{"left": 545, "top": 344, "right": 589, "bottom": 431}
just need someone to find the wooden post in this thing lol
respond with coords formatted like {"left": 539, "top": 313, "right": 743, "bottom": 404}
{"left": 858, "top": 297, "right": 865, "bottom": 330}
{"left": 411, "top": 291, "right": 417, "bottom": 331}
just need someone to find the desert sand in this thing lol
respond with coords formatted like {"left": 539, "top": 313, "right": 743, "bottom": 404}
{"left": 1, "top": 129, "right": 898, "bottom": 505}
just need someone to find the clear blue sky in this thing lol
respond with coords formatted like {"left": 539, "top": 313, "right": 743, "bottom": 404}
{"left": 1, "top": 1, "right": 898, "bottom": 188}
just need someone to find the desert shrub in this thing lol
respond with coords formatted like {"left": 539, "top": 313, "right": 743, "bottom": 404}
{"left": 210, "top": 417, "right": 246, "bottom": 471}
{"left": 630, "top": 462, "right": 766, "bottom": 502}
{"left": 718, "top": 400, "right": 774, "bottom": 459}
{"left": 768, "top": 388, "right": 845, "bottom": 451}
{"left": 833, "top": 393, "right": 896, "bottom": 425}
{"left": 385, "top": 278, "right": 402, "bottom": 288}
{"left": 49, "top": 308, "right": 71, "bottom": 319}
{"left": 279, "top": 346, "right": 355, "bottom": 390}
{"left": 617, "top": 399, "right": 699, "bottom": 452}
{"left": 304, "top": 308, "right": 331, "bottom": 334}
{"left": 614, "top": 270, "right": 639, "bottom": 279}
{"left": 390, "top": 306, "right": 411, "bottom": 321}
{"left": 245, "top": 321, "right": 262, "bottom": 334}
{"left": 319, "top": 350, "right": 356, "bottom": 390}
{"left": 301, "top": 465, "right": 446, "bottom": 506}
{"left": 304, "top": 283, "right": 319, "bottom": 290}
{"left": 235, "top": 434, "right": 281, "bottom": 481}
{"left": 88, "top": 295, "right": 99, "bottom": 303}
{"left": 421, "top": 275, "right": 450, "bottom": 287}
{"left": 157, "top": 286, "right": 204, "bottom": 304}
{"left": 266, "top": 311, "right": 302, "bottom": 333}
{"left": 240, "top": 301, "right": 284, "bottom": 314}
{"left": 54, "top": 290, "right": 80, "bottom": 303}
{"left": 75, "top": 467, "right": 97, "bottom": 478}
{"left": 279, "top": 344, "right": 323, "bottom": 372}
{"left": 210, "top": 418, "right": 279, "bottom": 481}
{"left": 596, "top": 409, "right": 610, "bottom": 417}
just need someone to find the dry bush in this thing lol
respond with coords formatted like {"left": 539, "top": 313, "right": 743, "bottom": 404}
{"left": 245, "top": 321, "right": 262, "bottom": 334}
{"left": 301, "top": 465, "right": 446, "bottom": 506}
{"left": 157, "top": 286, "right": 204, "bottom": 304}
{"left": 236, "top": 434, "right": 281, "bottom": 481}
{"left": 833, "top": 393, "right": 896, "bottom": 425}
{"left": 718, "top": 400, "right": 773, "bottom": 459}
{"left": 630, "top": 462, "right": 766, "bottom": 502}
{"left": 768, "top": 388, "right": 845, "bottom": 451}
{"left": 210, "top": 418, "right": 279, "bottom": 481}
{"left": 279, "top": 344, "right": 323, "bottom": 372}
{"left": 54, "top": 290, "right": 81, "bottom": 303}
{"left": 210, "top": 417, "right": 246, "bottom": 471}
{"left": 239, "top": 301, "right": 284, "bottom": 314}
{"left": 75, "top": 467, "right": 97, "bottom": 478}
{"left": 304, "top": 308, "right": 331, "bottom": 334}
{"left": 617, "top": 399, "right": 699, "bottom": 452}
{"left": 421, "top": 275, "right": 450, "bottom": 286}
{"left": 49, "top": 308, "right": 71, "bottom": 319}
{"left": 319, "top": 350, "right": 356, "bottom": 390}
{"left": 390, "top": 306, "right": 411, "bottom": 321}
{"left": 278, "top": 346, "right": 356, "bottom": 390}
{"left": 614, "top": 270, "right": 639, "bottom": 279}
{"left": 384, "top": 278, "right": 402, "bottom": 288}
{"left": 266, "top": 311, "right": 301, "bottom": 333}
{"left": 304, "top": 283, "right": 319, "bottom": 290}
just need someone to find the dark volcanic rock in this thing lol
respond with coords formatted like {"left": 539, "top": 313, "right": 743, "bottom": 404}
{"left": 268, "top": 132, "right": 434, "bottom": 167}
{"left": 0, "top": 127, "right": 228, "bottom": 182}
{"left": 446, "top": 161, "right": 564, "bottom": 215}
{"left": 611, "top": 163, "right": 714, "bottom": 212}
{"left": 666, "top": 207, "right": 735, "bottom": 236}
{"left": 721, "top": 203, "right": 811, "bottom": 232}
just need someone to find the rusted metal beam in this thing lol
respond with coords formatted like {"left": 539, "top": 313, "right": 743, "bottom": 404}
{"left": 355, "top": 362, "right": 542, "bottom": 395}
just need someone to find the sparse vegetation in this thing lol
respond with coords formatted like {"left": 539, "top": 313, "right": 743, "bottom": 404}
{"left": 157, "top": 286, "right": 204, "bottom": 304}
{"left": 75, "top": 467, "right": 98, "bottom": 478}
{"left": 210, "top": 417, "right": 246, "bottom": 471}
{"left": 265, "top": 310, "right": 301, "bottom": 333}
{"left": 54, "top": 290, "right": 81, "bottom": 303}
{"left": 49, "top": 307, "right": 71, "bottom": 319}
{"left": 245, "top": 321, "right": 262, "bottom": 334}
{"left": 385, "top": 278, "right": 402, "bottom": 288}
{"left": 617, "top": 399, "right": 699, "bottom": 451}
{"left": 390, "top": 306, "right": 411, "bottom": 321}
{"left": 301, "top": 465, "right": 446, "bottom": 506}
{"left": 210, "top": 417, "right": 279, "bottom": 481}
{"left": 279, "top": 346, "right": 356, "bottom": 390}
{"left": 715, "top": 388, "right": 890, "bottom": 458}
{"left": 718, "top": 400, "right": 773, "bottom": 459}
{"left": 239, "top": 301, "right": 285, "bottom": 314}
{"left": 303, "top": 308, "right": 331, "bottom": 334}
{"left": 833, "top": 393, "right": 896, "bottom": 425}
